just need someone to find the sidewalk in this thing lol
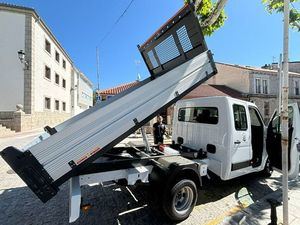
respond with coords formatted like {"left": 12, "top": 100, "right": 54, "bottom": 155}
{"left": 220, "top": 179, "right": 300, "bottom": 225}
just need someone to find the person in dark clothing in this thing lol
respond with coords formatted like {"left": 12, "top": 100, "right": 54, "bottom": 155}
{"left": 153, "top": 116, "right": 166, "bottom": 144}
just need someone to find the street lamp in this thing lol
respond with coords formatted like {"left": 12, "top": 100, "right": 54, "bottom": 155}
{"left": 17, "top": 50, "right": 29, "bottom": 70}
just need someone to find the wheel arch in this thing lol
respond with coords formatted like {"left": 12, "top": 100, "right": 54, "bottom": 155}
{"left": 167, "top": 167, "right": 202, "bottom": 189}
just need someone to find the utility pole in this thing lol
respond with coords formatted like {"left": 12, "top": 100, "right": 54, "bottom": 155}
{"left": 96, "top": 47, "right": 100, "bottom": 91}
{"left": 281, "top": 0, "right": 290, "bottom": 224}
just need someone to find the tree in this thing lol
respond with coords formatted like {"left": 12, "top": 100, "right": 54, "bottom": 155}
{"left": 185, "top": 0, "right": 228, "bottom": 36}
{"left": 262, "top": 0, "right": 300, "bottom": 30}
{"left": 186, "top": 0, "right": 300, "bottom": 36}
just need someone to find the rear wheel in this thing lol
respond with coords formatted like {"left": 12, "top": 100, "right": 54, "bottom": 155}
{"left": 162, "top": 179, "right": 197, "bottom": 222}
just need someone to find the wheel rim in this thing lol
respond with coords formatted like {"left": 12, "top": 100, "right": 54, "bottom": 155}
{"left": 172, "top": 186, "right": 194, "bottom": 215}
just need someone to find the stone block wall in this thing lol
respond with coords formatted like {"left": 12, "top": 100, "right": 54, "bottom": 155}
{"left": 0, "top": 111, "right": 14, "bottom": 119}
{"left": 15, "top": 111, "right": 70, "bottom": 132}
{"left": 0, "top": 110, "right": 70, "bottom": 132}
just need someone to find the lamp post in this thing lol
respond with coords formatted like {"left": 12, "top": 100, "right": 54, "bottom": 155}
{"left": 17, "top": 50, "right": 29, "bottom": 70}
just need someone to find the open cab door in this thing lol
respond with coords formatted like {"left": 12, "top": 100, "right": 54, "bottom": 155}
{"left": 266, "top": 103, "right": 300, "bottom": 179}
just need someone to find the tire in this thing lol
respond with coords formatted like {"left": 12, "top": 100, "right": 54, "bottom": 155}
{"left": 261, "top": 158, "right": 273, "bottom": 177}
{"left": 162, "top": 179, "right": 197, "bottom": 222}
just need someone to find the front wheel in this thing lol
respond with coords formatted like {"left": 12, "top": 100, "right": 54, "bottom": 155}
{"left": 162, "top": 179, "right": 197, "bottom": 222}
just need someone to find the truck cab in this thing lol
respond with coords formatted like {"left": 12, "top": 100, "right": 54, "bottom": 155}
{"left": 172, "top": 96, "right": 300, "bottom": 180}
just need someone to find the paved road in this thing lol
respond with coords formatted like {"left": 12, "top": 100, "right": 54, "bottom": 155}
{"left": 0, "top": 131, "right": 280, "bottom": 225}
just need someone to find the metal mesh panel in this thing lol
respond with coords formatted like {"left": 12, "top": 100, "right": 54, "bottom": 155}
{"left": 176, "top": 25, "right": 193, "bottom": 52}
{"left": 139, "top": 4, "right": 207, "bottom": 77}
{"left": 154, "top": 35, "right": 180, "bottom": 64}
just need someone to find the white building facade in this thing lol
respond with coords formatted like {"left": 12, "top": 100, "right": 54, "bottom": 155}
{"left": 71, "top": 68, "right": 93, "bottom": 115}
{"left": 0, "top": 3, "right": 93, "bottom": 133}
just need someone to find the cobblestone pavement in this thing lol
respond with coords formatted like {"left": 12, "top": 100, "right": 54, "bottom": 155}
{"left": 0, "top": 131, "right": 281, "bottom": 225}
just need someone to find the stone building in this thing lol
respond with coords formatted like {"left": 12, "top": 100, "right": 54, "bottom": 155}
{"left": 207, "top": 62, "right": 300, "bottom": 122}
{"left": 0, "top": 3, "right": 93, "bottom": 135}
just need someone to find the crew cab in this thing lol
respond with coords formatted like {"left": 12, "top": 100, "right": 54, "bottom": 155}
{"left": 172, "top": 96, "right": 300, "bottom": 180}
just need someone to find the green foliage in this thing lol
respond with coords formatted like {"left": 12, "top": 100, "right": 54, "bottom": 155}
{"left": 184, "top": 0, "right": 227, "bottom": 36}
{"left": 262, "top": 0, "right": 300, "bottom": 30}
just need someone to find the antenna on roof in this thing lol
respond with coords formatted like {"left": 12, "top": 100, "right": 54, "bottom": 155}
{"left": 95, "top": 47, "right": 101, "bottom": 104}
{"left": 96, "top": 47, "right": 100, "bottom": 91}
{"left": 134, "top": 59, "right": 141, "bottom": 81}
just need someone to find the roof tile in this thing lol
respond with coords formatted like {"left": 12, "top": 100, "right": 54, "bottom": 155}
{"left": 97, "top": 81, "right": 139, "bottom": 95}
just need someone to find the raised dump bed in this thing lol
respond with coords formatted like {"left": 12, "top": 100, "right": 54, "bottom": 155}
{"left": 1, "top": 3, "right": 217, "bottom": 204}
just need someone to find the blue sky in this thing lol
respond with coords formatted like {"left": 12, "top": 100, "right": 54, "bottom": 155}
{"left": 5, "top": 0, "right": 300, "bottom": 89}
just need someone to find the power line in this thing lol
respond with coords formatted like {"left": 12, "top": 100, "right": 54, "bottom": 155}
{"left": 95, "top": 0, "right": 135, "bottom": 94}
{"left": 98, "top": 0, "right": 135, "bottom": 46}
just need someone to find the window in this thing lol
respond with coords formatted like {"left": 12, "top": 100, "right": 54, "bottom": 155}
{"left": 62, "top": 102, "right": 66, "bottom": 111}
{"left": 45, "top": 39, "right": 51, "bottom": 54}
{"left": 55, "top": 100, "right": 59, "bottom": 111}
{"left": 295, "top": 80, "right": 299, "bottom": 96}
{"left": 178, "top": 107, "right": 218, "bottom": 124}
{"left": 233, "top": 104, "right": 248, "bottom": 130}
{"left": 81, "top": 92, "right": 92, "bottom": 101}
{"left": 44, "top": 97, "right": 51, "bottom": 110}
{"left": 62, "top": 59, "right": 66, "bottom": 69}
{"left": 62, "top": 78, "right": 66, "bottom": 88}
{"left": 45, "top": 66, "right": 51, "bottom": 80}
{"left": 264, "top": 102, "right": 270, "bottom": 117}
{"left": 271, "top": 106, "right": 294, "bottom": 133}
{"left": 55, "top": 51, "right": 60, "bottom": 62}
{"left": 55, "top": 73, "right": 60, "bottom": 85}
{"left": 249, "top": 107, "right": 263, "bottom": 127}
{"left": 262, "top": 79, "right": 268, "bottom": 94}
{"left": 255, "top": 78, "right": 261, "bottom": 94}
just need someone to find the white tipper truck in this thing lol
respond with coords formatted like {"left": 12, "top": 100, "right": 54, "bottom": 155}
{"left": 1, "top": 3, "right": 299, "bottom": 224}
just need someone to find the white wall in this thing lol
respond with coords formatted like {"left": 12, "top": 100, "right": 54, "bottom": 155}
{"left": 0, "top": 11, "right": 25, "bottom": 111}
{"left": 33, "top": 19, "right": 72, "bottom": 113}
{"left": 78, "top": 74, "right": 93, "bottom": 107}
{"left": 71, "top": 70, "right": 93, "bottom": 115}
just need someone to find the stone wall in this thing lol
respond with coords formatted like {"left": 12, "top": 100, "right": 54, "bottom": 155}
{"left": 0, "top": 111, "right": 14, "bottom": 119}
{"left": 0, "top": 110, "right": 70, "bottom": 132}
{"left": 15, "top": 111, "right": 70, "bottom": 132}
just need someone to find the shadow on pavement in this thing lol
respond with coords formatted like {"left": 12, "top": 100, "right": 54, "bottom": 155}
{"left": 0, "top": 182, "right": 174, "bottom": 225}
{"left": 197, "top": 172, "right": 278, "bottom": 205}
{"left": 0, "top": 172, "right": 280, "bottom": 225}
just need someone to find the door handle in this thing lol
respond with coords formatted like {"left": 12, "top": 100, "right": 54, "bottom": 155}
{"left": 234, "top": 140, "right": 241, "bottom": 144}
